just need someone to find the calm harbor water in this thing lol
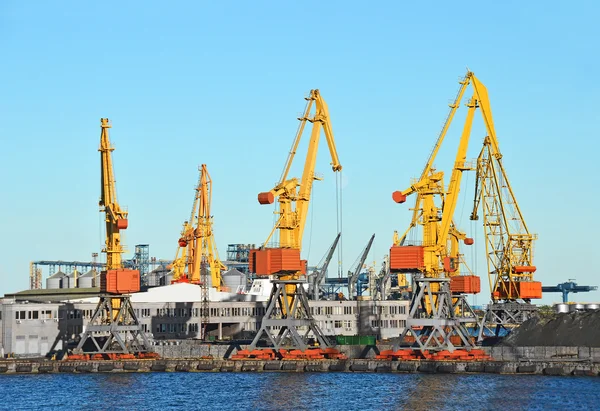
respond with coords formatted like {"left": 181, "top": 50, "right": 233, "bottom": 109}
{"left": 0, "top": 372, "right": 598, "bottom": 410}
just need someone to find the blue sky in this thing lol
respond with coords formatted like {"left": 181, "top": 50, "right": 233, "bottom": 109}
{"left": 0, "top": 1, "right": 598, "bottom": 305}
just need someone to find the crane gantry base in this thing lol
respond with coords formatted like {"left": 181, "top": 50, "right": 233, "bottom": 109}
{"left": 75, "top": 295, "right": 152, "bottom": 354}
{"left": 477, "top": 301, "right": 538, "bottom": 341}
{"left": 249, "top": 280, "right": 331, "bottom": 351}
{"left": 395, "top": 277, "right": 478, "bottom": 352}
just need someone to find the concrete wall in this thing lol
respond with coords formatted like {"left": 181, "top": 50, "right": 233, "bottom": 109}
{"left": 1, "top": 300, "right": 63, "bottom": 357}
{"left": 483, "top": 346, "right": 600, "bottom": 362}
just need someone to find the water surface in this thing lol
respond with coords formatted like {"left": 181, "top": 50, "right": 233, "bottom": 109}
{"left": 1, "top": 373, "right": 598, "bottom": 410}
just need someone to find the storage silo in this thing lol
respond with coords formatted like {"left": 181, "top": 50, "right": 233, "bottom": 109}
{"left": 555, "top": 303, "right": 569, "bottom": 313}
{"left": 78, "top": 269, "right": 97, "bottom": 288}
{"left": 585, "top": 303, "right": 599, "bottom": 310}
{"left": 46, "top": 271, "right": 67, "bottom": 289}
{"left": 147, "top": 267, "right": 168, "bottom": 287}
{"left": 65, "top": 270, "right": 80, "bottom": 289}
{"left": 570, "top": 303, "right": 585, "bottom": 312}
{"left": 163, "top": 273, "right": 174, "bottom": 285}
{"left": 221, "top": 268, "right": 247, "bottom": 293}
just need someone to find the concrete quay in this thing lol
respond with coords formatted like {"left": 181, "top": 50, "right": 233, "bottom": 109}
{"left": 0, "top": 357, "right": 598, "bottom": 376}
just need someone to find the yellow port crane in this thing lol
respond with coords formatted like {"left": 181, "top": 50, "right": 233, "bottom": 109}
{"left": 76, "top": 118, "right": 151, "bottom": 355}
{"left": 391, "top": 71, "right": 540, "bottom": 350}
{"left": 171, "top": 164, "right": 227, "bottom": 290}
{"left": 390, "top": 71, "right": 486, "bottom": 352}
{"left": 249, "top": 89, "right": 342, "bottom": 351}
{"left": 469, "top": 90, "right": 540, "bottom": 337}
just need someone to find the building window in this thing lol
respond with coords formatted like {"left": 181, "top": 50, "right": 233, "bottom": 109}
{"left": 16, "top": 311, "right": 26, "bottom": 320}
{"left": 28, "top": 311, "right": 39, "bottom": 320}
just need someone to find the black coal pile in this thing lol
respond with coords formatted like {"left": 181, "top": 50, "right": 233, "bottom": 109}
{"left": 500, "top": 310, "right": 600, "bottom": 347}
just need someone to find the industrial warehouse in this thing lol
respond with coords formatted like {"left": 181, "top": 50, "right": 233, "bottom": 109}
{"left": 1, "top": 71, "right": 598, "bottom": 375}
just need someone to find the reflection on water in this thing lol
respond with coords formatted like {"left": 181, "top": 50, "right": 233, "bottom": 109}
{"left": 0, "top": 372, "right": 598, "bottom": 411}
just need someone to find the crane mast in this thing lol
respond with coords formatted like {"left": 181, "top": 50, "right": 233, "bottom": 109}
{"left": 171, "top": 164, "right": 226, "bottom": 289}
{"left": 471, "top": 137, "right": 539, "bottom": 300}
{"left": 249, "top": 89, "right": 342, "bottom": 351}
{"left": 99, "top": 118, "right": 127, "bottom": 270}
{"left": 76, "top": 118, "right": 152, "bottom": 356}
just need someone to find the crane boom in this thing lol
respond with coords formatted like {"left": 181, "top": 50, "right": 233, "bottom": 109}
{"left": 396, "top": 74, "right": 472, "bottom": 245}
{"left": 251, "top": 89, "right": 342, "bottom": 276}
{"left": 258, "top": 89, "right": 341, "bottom": 251}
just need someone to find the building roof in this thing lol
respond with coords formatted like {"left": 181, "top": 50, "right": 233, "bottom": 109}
{"left": 61, "top": 283, "right": 244, "bottom": 304}
{"left": 4, "top": 287, "right": 100, "bottom": 302}
{"left": 79, "top": 269, "right": 97, "bottom": 278}
{"left": 47, "top": 270, "right": 67, "bottom": 279}
{"left": 222, "top": 268, "right": 245, "bottom": 277}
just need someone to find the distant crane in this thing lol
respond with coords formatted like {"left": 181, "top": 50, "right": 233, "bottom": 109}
{"left": 347, "top": 234, "right": 375, "bottom": 300}
{"left": 171, "top": 164, "right": 227, "bottom": 290}
{"left": 542, "top": 280, "right": 598, "bottom": 303}
{"left": 309, "top": 233, "right": 341, "bottom": 300}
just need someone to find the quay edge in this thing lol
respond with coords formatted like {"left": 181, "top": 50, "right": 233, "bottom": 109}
{"left": 0, "top": 358, "right": 599, "bottom": 376}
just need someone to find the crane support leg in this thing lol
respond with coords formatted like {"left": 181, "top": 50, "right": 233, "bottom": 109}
{"left": 201, "top": 266, "right": 210, "bottom": 340}
{"left": 395, "top": 277, "right": 477, "bottom": 352}
{"left": 250, "top": 280, "right": 330, "bottom": 351}
{"left": 75, "top": 295, "right": 151, "bottom": 354}
{"left": 477, "top": 301, "right": 538, "bottom": 341}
